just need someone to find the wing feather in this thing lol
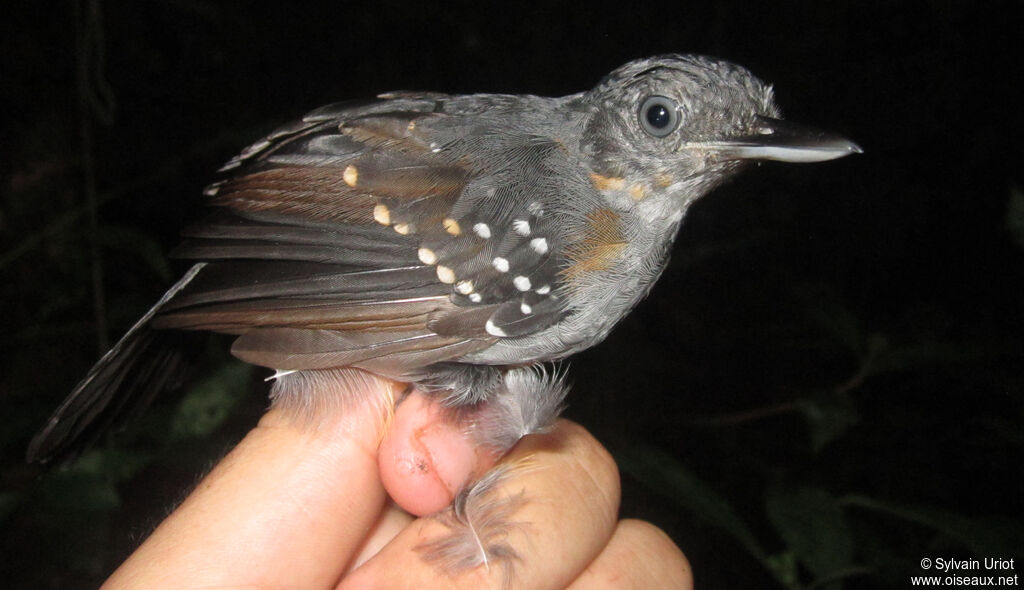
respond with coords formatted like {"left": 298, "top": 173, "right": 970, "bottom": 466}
{"left": 230, "top": 328, "right": 465, "bottom": 371}
{"left": 31, "top": 96, "right": 583, "bottom": 463}
{"left": 161, "top": 101, "right": 576, "bottom": 372}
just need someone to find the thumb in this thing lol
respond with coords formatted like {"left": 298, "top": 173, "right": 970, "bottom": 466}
{"left": 378, "top": 390, "right": 501, "bottom": 516}
{"left": 104, "top": 371, "right": 399, "bottom": 590}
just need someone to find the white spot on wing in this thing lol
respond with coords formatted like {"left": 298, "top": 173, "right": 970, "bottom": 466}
{"left": 529, "top": 237, "right": 548, "bottom": 254}
{"left": 492, "top": 257, "right": 509, "bottom": 272}
{"left": 512, "top": 219, "right": 531, "bottom": 236}
{"left": 485, "top": 319, "right": 507, "bottom": 337}
{"left": 513, "top": 276, "right": 532, "bottom": 291}
{"left": 469, "top": 293, "right": 482, "bottom": 303}
{"left": 536, "top": 285, "right": 551, "bottom": 294}
{"left": 436, "top": 265, "right": 456, "bottom": 284}
{"left": 343, "top": 165, "right": 358, "bottom": 187}
{"left": 473, "top": 223, "right": 492, "bottom": 239}
{"left": 373, "top": 204, "right": 391, "bottom": 225}
{"left": 443, "top": 218, "right": 461, "bottom": 235}
{"left": 520, "top": 302, "right": 532, "bottom": 314}
{"left": 455, "top": 280, "right": 474, "bottom": 294}
{"left": 417, "top": 248, "right": 437, "bottom": 265}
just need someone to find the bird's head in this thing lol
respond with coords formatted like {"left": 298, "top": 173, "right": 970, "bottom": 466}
{"left": 579, "top": 54, "right": 860, "bottom": 210}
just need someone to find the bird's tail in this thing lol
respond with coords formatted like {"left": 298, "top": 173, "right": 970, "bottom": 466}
{"left": 27, "top": 264, "right": 207, "bottom": 464}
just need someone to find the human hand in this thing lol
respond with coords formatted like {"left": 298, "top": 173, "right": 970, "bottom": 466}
{"left": 102, "top": 374, "right": 692, "bottom": 589}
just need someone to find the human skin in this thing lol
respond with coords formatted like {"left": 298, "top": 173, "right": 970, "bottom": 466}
{"left": 102, "top": 377, "right": 693, "bottom": 589}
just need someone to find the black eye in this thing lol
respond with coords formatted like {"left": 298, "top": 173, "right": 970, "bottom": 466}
{"left": 639, "top": 96, "right": 680, "bottom": 137}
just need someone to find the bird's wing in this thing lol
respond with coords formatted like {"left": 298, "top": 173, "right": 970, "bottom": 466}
{"left": 155, "top": 97, "right": 573, "bottom": 376}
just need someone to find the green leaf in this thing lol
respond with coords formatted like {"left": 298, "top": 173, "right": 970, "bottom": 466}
{"left": 88, "top": 446, "right": 155, "bottom": 481}
{"left": 170, "top": 362, "right": 253, "bottom": 440}
{"left": 766, "top": 486, "right": 853, "bottom": 589}
{"left": 96, "top": 225, "right": 173, "bottom": 281}
{"left": 39, "top": 470, "right": 121, "bottom": 515}
{"left": 795, "top": 390, "right": 859, "bottom": 452}
{"left": 0, "top": 491, "right": 20, "bottom": 526}
{"left": 800, "top": 286, "right": 865, "bottom": 356}
{"left": 617, "top": 445, "right": 768, "bottom": 562}
{"left": 869, "top": 340, "right": 988, "bottom": 376}
{"left": 842, "top": 495, "right": 1024, "bottom": 558}
{"left": 764, "top": 551, "right": 802, "bottom": 590}
{"left": 1006, "top": 185, "right": 1024, "bottom": 249}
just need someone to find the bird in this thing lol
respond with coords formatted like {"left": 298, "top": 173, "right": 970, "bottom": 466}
{"left": 29, "top": 53, "right": 860, "bottom": 574}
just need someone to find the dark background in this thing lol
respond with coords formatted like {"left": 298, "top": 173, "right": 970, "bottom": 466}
{"left": 2, "top": 1, "right": 1022, "bottom": 588}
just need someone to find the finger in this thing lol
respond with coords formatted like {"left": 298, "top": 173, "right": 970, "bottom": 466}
{"left": 339, "top": 420, "right": 621, "bottom": 590}
{"left": 378, "top": 390, "right": 501, "bottom": 516}
{"left": 566, "top": 519, "right": 693, "bottom": 589}
{"left": 344, "top": 502, "right": 415, "bottom": 573}
{"left": 103, "top": 373, "right": 399, "bottom": 590}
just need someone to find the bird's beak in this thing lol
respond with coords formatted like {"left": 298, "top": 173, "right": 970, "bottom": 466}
{"left": 698, "top": 116, "right": 863, "bottom": 163}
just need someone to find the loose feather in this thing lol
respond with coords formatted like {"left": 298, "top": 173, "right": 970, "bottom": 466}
{"left": 416, "top": 460, "right": 535, "bottom": 588}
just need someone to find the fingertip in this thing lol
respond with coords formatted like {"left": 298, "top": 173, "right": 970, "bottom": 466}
{"left": 567, "top": 519, "right": 693, "bottom": 589}
{"left": 345, "top": 419, "right": 627, "bottom": 589}
{"left": 378, "top": 392, "right": 496, "bottom": 516}
{"left": 618, "top": 519, "right": 692, "bottom": 583}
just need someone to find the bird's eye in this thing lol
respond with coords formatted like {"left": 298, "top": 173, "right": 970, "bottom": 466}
{"left": 638, "top": 96, "right": 680, "bottom": 137}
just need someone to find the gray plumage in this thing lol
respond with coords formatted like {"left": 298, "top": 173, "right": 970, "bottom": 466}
{"left": 28, "top": 53, "right": 859, "bottom": 576}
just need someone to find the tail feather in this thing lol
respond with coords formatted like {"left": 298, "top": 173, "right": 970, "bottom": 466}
{"left": 27, "top": 265, "right": 207, "bottom": 464}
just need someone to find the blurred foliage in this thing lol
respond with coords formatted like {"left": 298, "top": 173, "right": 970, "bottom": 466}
{"left": 617, "top": 306, "right": 1024, "bottom": 589}
{"left": 1008, "top": 186, "right": 1024, "bottom": 251}
{"left": 1, "top": 1, "right": 1022, "bottom": 588}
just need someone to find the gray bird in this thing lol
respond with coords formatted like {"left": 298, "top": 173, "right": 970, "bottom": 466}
{"left": 29, "top": 53, "right": 859, "bottom": 571}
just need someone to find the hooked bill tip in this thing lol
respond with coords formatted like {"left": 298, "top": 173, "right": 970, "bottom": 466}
{"left": 695, "top": 115, "right": 863, "bottom": 163}
{"left": 735, "top": 116, "right": 863, "bottom": 163}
